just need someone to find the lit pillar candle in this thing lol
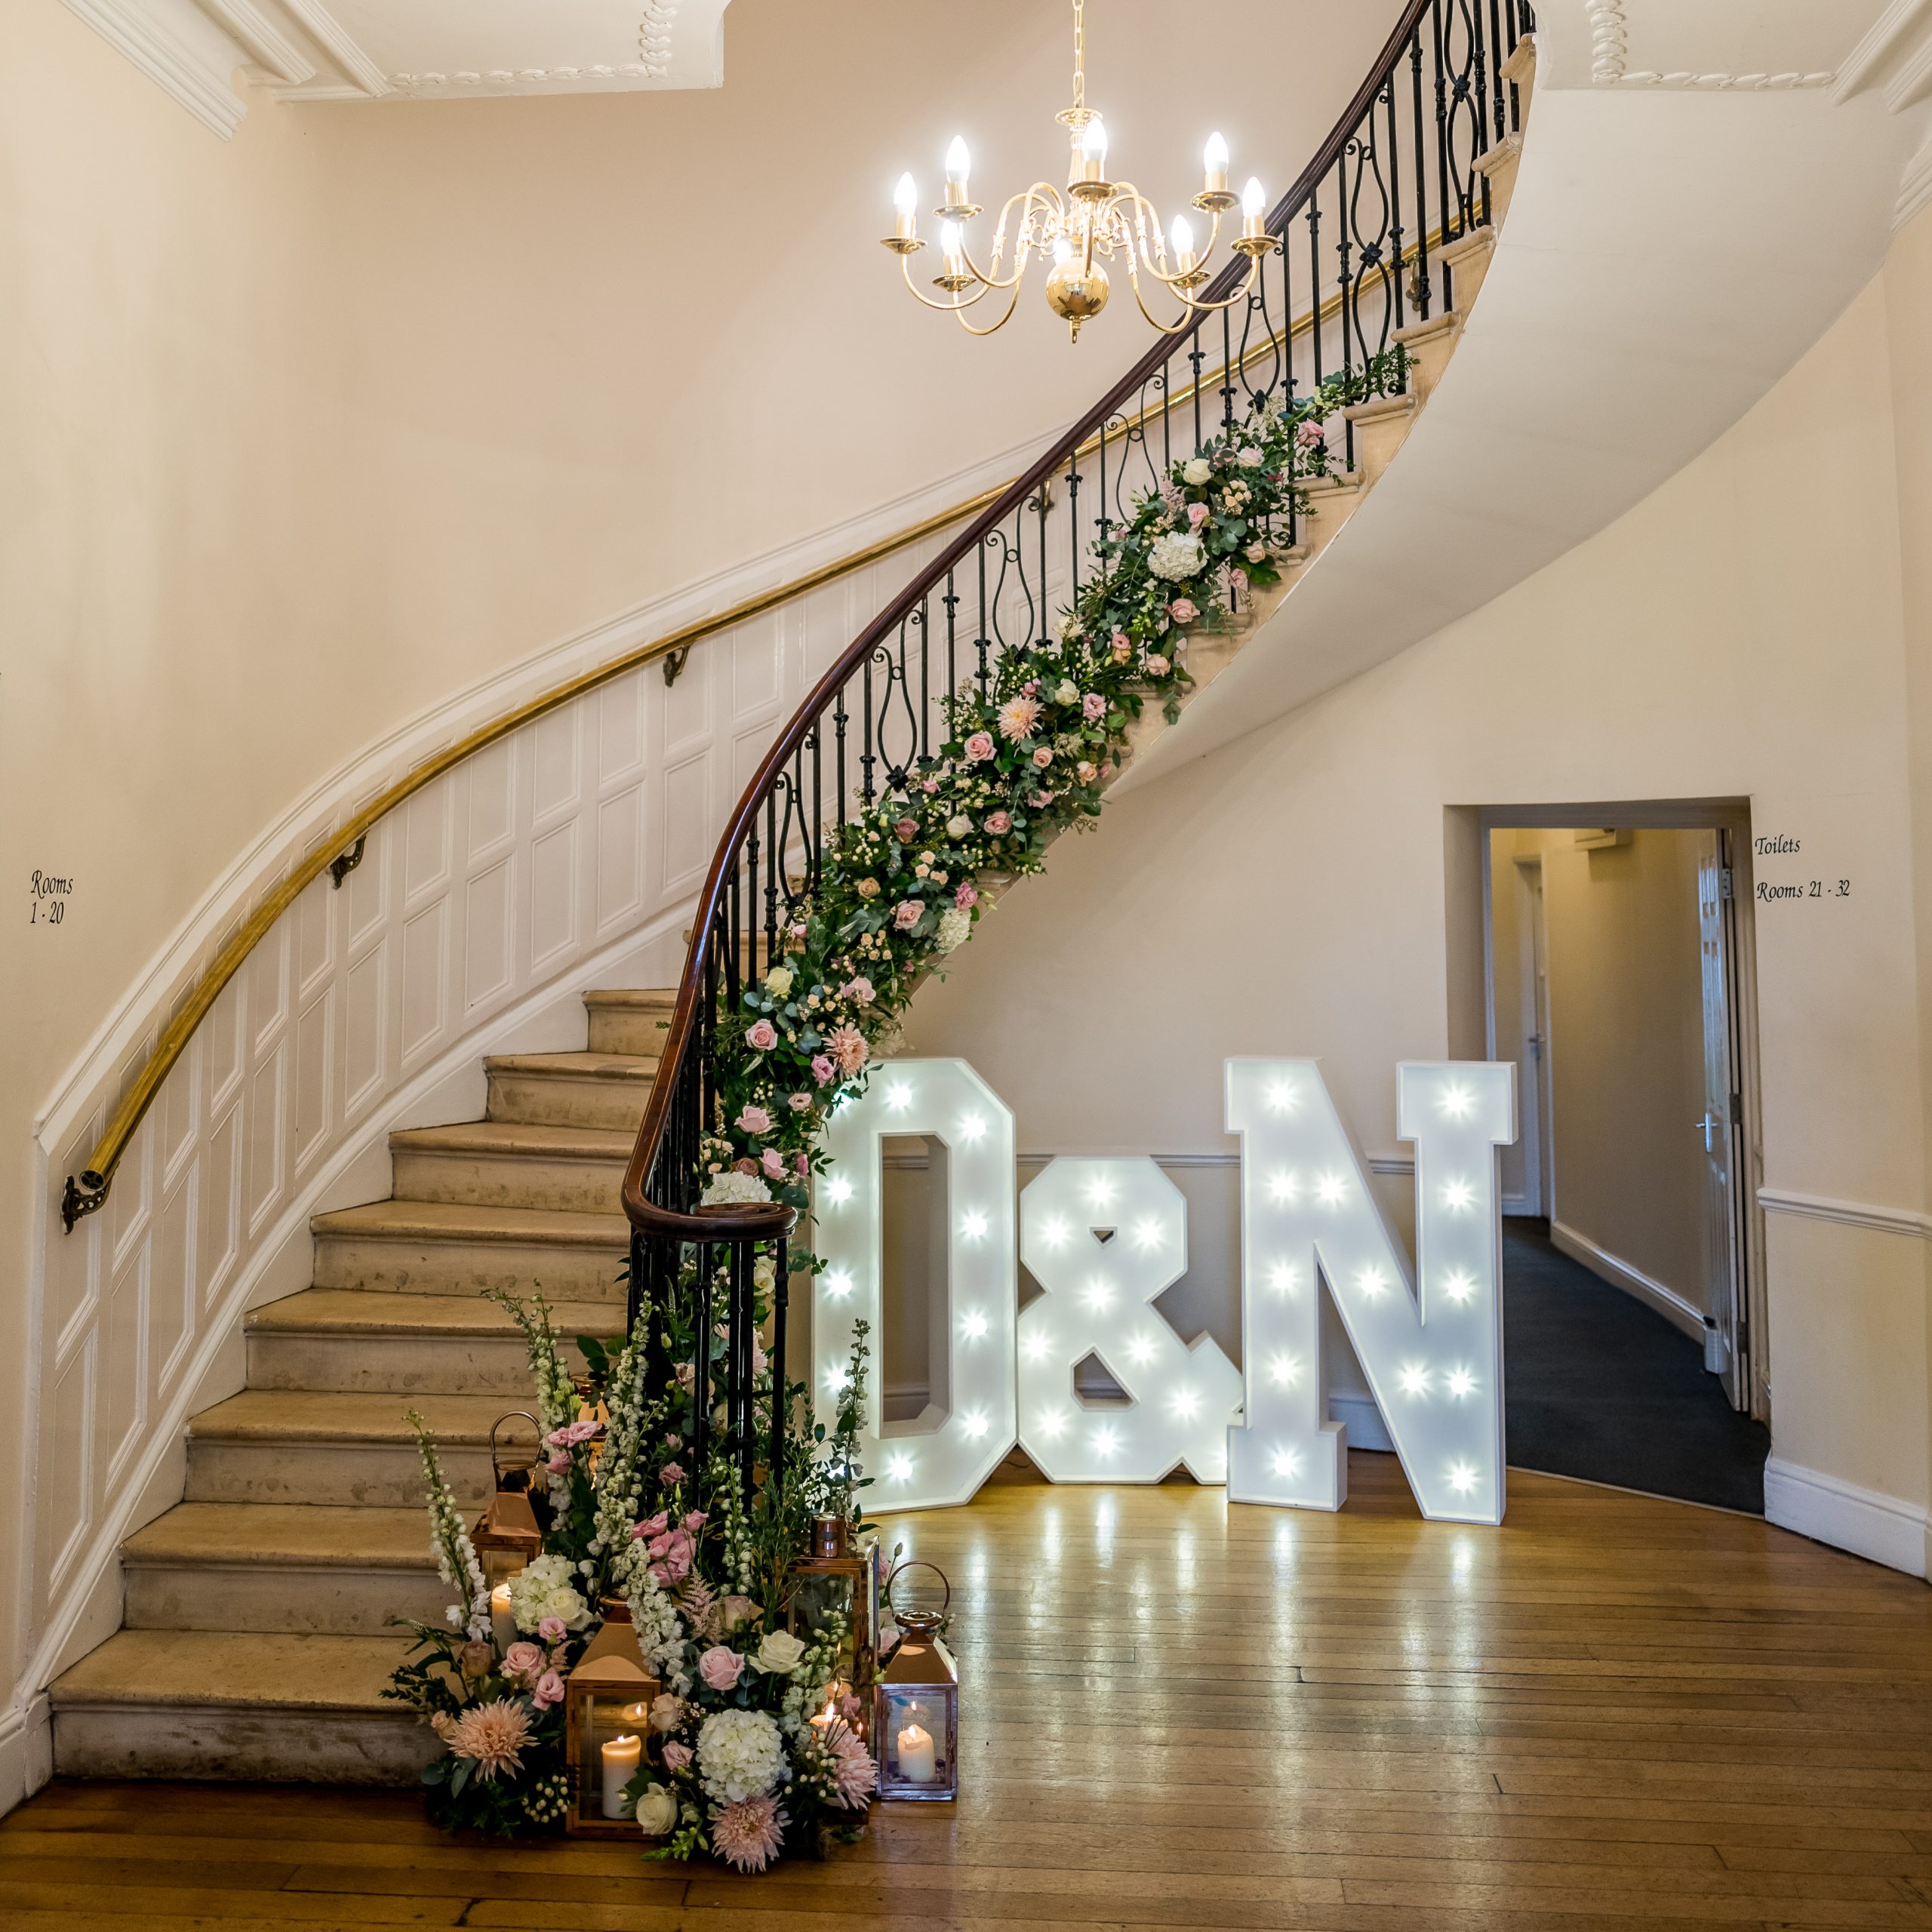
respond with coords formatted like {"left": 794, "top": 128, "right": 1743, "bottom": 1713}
{"left": 895, "top": 1718, "right": 938, "bottom": 1783}
{"left": 490, "top": 1583, "right": 515, "bottom": 1651}
{"left": 601, "top": 1733, "right": 642, "bottom": 1818}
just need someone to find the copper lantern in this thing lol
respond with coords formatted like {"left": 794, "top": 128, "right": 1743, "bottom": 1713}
{"left": 472, "top": 1412, "right": 543, "bottom": 1592}
{"left": 561, "top": 1601, "right": 662, "bottom": 1839}
{"left": 786, "top": 1514, "right": 881, "bottom": 1731}
{"left": 874, "top": 1561, "right": 958, "bottom": 1801}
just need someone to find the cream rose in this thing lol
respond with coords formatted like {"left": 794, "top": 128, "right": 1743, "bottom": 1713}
{"left": 635, "top": 1783, "right": 679, "bottom": 1835}
{"left": 751, "top": 1629, "right": 808, "bottom": 1676}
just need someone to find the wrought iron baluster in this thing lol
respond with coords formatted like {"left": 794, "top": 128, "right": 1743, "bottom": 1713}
{"left": 1410, "top": 26, "right": 1432, "bottom": 319}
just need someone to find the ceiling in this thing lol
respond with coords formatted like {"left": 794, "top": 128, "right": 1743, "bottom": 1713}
{"left": 65, "top": 0, "right": 734, "bottom": 134}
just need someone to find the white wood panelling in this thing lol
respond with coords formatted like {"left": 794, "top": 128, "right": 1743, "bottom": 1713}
{"left": 20, "top": 428, "right": 1071, "bottom": 1719}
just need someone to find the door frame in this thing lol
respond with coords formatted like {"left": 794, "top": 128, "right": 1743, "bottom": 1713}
{"left": 1474, "top": 798, "right": 1769, "bottom": 1424}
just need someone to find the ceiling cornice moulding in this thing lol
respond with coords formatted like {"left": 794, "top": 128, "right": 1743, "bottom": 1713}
{"left": 1586, "top": 3, "right": 1835, "bottom": 91}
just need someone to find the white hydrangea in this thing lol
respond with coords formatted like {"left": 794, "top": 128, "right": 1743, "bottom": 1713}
{"left": 508, "top": 1553, "right": 591, "bottom": 1633}
{"left": 697, "top": 1707, "right": 787, "bottom": 1804}
{"left": 702, "top": 1170, "right": 774, "bottom": 1207}
{"left": 935, "top": 906, "right": 973, "bottom": 954}
{"left": 1147, "top": 531, "right": 1205, "bottom": 583}
{"left": 1182, "top": 457, "right": 1214, "bottom": 485}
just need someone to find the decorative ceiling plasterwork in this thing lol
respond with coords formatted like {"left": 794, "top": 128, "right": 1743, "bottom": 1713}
{"left": 1586, "top": 2, "right": 1835, "bottom": 90}
{"left": 61, "top": 0, "right": 728, "bottom": 134}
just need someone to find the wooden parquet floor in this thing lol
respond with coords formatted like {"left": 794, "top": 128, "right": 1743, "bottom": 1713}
{"left": 9, "top": 1457, "right": 1932, "bottom": 1930}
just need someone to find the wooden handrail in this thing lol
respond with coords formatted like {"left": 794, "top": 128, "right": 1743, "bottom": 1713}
{"left": 620, "top": 0, "right": 1461, "bottom": 1241}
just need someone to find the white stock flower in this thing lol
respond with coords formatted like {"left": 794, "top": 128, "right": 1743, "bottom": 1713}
{"left": 1147, "top": 531, "right": 1205, "bottom": 583}
{"left": 751, "top": 1629, "right": 808, "bottom": 1676}
{"left": 697, "top": 1707, "right": 787, "bottom": 1804}
{"left": 508, "top": 1553, "right": 591, "bottom": 1633}
{"left": 936, "top": 906, "right": 973, "bottom": 954}
{"left": 1182, "top": 457, "right": 1214, "bottom": 485}
{"left": 702, "top": 1170, "right": 774, "bottom": 1207}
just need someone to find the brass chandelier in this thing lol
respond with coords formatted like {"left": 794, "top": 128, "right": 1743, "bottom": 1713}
{"left": 881, "top": 0, "right": 1271, "bottom": 343}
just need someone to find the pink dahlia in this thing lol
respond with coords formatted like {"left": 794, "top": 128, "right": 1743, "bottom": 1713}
{"left": 996, "top": 695, "right": 1041, "bottom": 741}
{"left": 446, "top": 1698, "right": 531, "bottom": 1782}
{"left": 828, "top": 1728, "right": 878, "bottom": 1810}
{"left": 963, "top": 731, "right": 995, "bottom": 762}
{"left": 745, "top": 1019, "right": 777, "bottom": 1051}
{"left": 826, "top": 1025, "right": 868, "bottom": 1075}
{"left": 712, "top": 1793, "right": 786, "bottom": 1873}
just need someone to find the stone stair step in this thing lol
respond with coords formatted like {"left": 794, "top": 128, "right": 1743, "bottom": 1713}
{"left": 123, "top": 1502, "right": 448, "bottom": 1637}
{"left": 389, "top": 1119, "right": 633, "bottom": 1215}
{"left": 247, "top": 1286, "right": 625, "bottom": 1395}
{"left": 583, "top": 986, "right": 678, "bottom": 1057}
{"left": 50, "top": 1629, "right": 429, "bottom": 1783}
{"left": 186, "top": 1389, "right": 537, "bottom": 1508}
{"left": 485, "top": 1050, "right": 659, "bottom": 1131}
{"left": 310, "top": 1197, "right": 630, "bottom": 1300}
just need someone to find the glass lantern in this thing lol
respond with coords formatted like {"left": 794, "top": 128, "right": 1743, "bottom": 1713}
{"left": 874, "top": 1561, "right": 958, "bottom": 1802}
{"left": 472, "top": 1412, "right": 544, "bottom": 1595}
{"left": 787, "top": 1514, "right": 881, "bottom": 1730}
{"left": 562, "top": 1601, "right": 663, "bottom": 1839}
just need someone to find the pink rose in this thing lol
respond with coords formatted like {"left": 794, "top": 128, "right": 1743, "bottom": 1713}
{"left": 1082, "top": 693, "right": 1106, "bottom": 721}
{"left": 746, "top": 1019, "right": 777, "bottom": 1051}
{"left": 855, "top": 878, "right": 880, "bottom": 899}
{"left": 503, "top": 1640, "right": 544, "bottom": 1680}
{"left": 1077, "top": 761, "right": 1098, "bottom": 784}
{"left": 460, "top": 1641, "right": 494, "bottom": 1679}
{"left": 826, "top": 1025, "right": 868, "bottom": 1075}
{"left": 894, "top": 817, "right": 918, "bottom": 841}
{"left": 1229, "top": 568, "right": 1247, "bottom": 593}
{"left": 1031, "top": 746, "right": 1053, "bottom": 768}
{"left": 663, "top": 1741, "right": 694, "bottom": 1770}
{"left": 734, "top": 1157, "right": 757, "bottom": 1176}
{"left": 1099, "top": 761, "right": 1116, "bottom": 780}
{"left": 699, "top": 1645, "right": 745, "bottom": 1691}
{"left": 660, "top": 1461, "right": 687, "bottom": 1484}
{"left": 1187, "top": 502, "right": 1210, "bottom": 530}
{"left": 532, "top": 1670, "right": 566, "bottom": 1710}
{"left": 955, "top": 881, "right": 977, "bottom": 909}
{"left": 787, "top": 1092, "right": 811, "bottom": 1112}
{"left": 795, "top": 1152, "right": 810, "bottom": 1175}
{"left": 1169, "top": 598, "right": 1198, "bottom": 624}
{"left": 1110, "top": 631, "right": 1132, "bottom": 663}
{"left": 964, "top": 731, "right": 995, "bottom": 762}
{"left": 839, "top": 976, "right": 875, "bottom": 1004}
{"left": 1245, "top": 543, "right": 1267, "bottom": 563}
{"left": 650, "top": 1693, "right": 684, "bottom": 1733}
{"left": 1145, "top": 654, "right": 1170, "bottom": 676}
{"left": 761, "top": 1148, "right": 786, "bottom": 1180}
{"left": 736, "top": 1104, "right": 771, "bottom": 1135}
{"left": 985, "top": 811, "right": 1011, "bottom": 835}
{"left": 894, "top": 900, "right": 922, "bottom": 931}
{"left": 537, "top": 1616, "right": 566, "bottom": 1643}
{"left": 921, "top": 776, "right": 940, "bottom": 793}
{"left": 1297, "top": 418, "right": 1325, "bottom": 447}
{"left": 811, "top": 1054, "right": 835, "bottom": 1085}
{"left": 675, "top": 1362, "right": 697, "bottom": 1392}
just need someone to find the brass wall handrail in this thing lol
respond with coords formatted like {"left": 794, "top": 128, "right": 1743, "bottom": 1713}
{"left": 60, "top": 270, "right": 1376, "bottom": 1229}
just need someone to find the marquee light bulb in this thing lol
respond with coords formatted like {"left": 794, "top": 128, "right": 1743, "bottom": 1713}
{"left": 1269, "top": 1352, "right": 1300, "bottom": 1386}
{"left": 960, "top": 1208, "right": 989, "bottom": 1241}
{"left": 1271, "top": 1445, "right": 1300, "bottom": 1478}
{"left": 894, "top": 171, "right": 918, "bottom": 217}
{"left": 1266, "top": 1080, "right": 1298, "bottom": 1114}
{"left": 824, "top": 1267, "right": 855, "bottom": 1298}
{"left": 1132, "top": 1217, "right": 1163, "bottom": 1251}
{"left": 1127, "top": 1332, "right": 1155, "bottom": 1365}
{"left": 1447, "top": 1460, "right": 1477, "bottom": 1496}
{"left": 1447, "top": 1367, "right": 1475, "bottom": 1398}
{"left": 886, "top": 1081, "right": 913, "bottom": 1110}
{"left": 958, "top": 1112, "right": 987, "bottom": 1142}
{"left": 1398, "top": 1364, "right": 1430, "bottom": 1397}
{"left": 1269, "top": 1260, "right": 1297, "bottom": 1294}
{"left": 1269, "top": 1171, "right": 1298, "bottom": 1204}
{"left": 959, "top": 1309, "right": 989, "bottom": 1341}
{"left": 1086, "top": 1174, "right": 1118, "bottom": 1208}
{"left": 1040, "top": 1407, "right": 1068, "bottom": 1438}
{"left": 1023, "top": 1330, "right": 1050, "bottom": 1361}
{"left": 1316, "top": 1173, "right": 1346, "bottom": 1206}
{"left": 962, "top": 1408, "right": 989, "bottom": 1439}
{"left": 888, "top": 1452, "right": 915, "bottom": 1481}
{"left": 1173, "top": 1389, "right": 1200, "bottom": 1420}
{"left": 1357, "top": 1265, "right": 1387, "bottom": 1297}
{"left": 1442, "top": 1269, "right": 1476, "bottom": 1303}
{"left": 825, "top": 1364, "right": 851, "bottom": 1392}
{"left": 1441, "top": 1177, "right": 1473, "bottom": 1214}
{"left": 945, "top": 135, "right": 971, "bottom": 186}
{"left": 1084, "top": 1277, "right": 1114, "bottom": 1313}
{"left": 825, "top": 1174, "right": 853, "bottom": 1204}
{"left": 1042, "top": 1215, "right": 1069, "bottom": 1248}
{"left": 1093, "top": 1424, "right": 1120, "bottom": 1457}
{"left": 1439, "top": 1083, "right": 1473, "bottom": 1119}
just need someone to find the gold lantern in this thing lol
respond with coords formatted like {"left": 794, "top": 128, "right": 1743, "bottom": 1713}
{"left": 786, "top": 1515, "right": 881, "bottom": 1730}
{"left": 472, "top": 1412, "right": 543, "bottom": 1592}
{"left": 874, "top": 1561, "right": 958, "bottom": 1802}
{"left": 562, "top": 1600, "right": 663, "bottom": 1839}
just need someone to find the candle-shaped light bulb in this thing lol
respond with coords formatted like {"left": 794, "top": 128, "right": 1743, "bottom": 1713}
{"left": 894, "top": 171, "right": 919, "bottom": 241}
{"left": 1204, "top": 130, "right": 1229, "bottom": 192}
{"left": 1241, "top": 175, "right": 1267, "bottom": 238}
{"left": 940, "top": 218, "right": 966, "bottom": 276}
{"left": 1170, "top": 213, "right": 1196, "bottom": 272}
{"left": 946, "top": 136, "right": 971, "bottom": 187}
{"left": 1081, "top": 115, "right": 1109, "bottom": 178}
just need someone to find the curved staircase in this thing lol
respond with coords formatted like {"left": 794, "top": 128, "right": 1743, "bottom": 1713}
{"left": 44, "top": 3, "right": 1537, "bottom": 1782}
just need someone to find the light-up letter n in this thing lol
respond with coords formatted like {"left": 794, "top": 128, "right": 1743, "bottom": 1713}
{"left": 814, "top": 1059, "right": 1018, "bottom": 1511}
{"left": 1224, "top": 1060, "right": 1515, "bottom": 1524}
{"left": 1018, "top": 1157, "right": 1242, "bottom": 1482}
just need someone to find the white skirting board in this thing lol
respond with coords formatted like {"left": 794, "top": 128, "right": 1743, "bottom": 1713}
{"left": 1549, "top": 1219, "right": 1706, "bottom": 1341}
{"left": 0, "top": 1697, "right": 52, "bottom": 1817}
{"left": 1764, "top": 1457, "right": 1930, "bottom": 1579}
{"left": 1329, "top": 1392, "right": 1395, "bottom": 1453}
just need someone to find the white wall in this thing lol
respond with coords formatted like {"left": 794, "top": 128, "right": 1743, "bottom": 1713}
{"left": 916, "top": 217, "right": 1932, "bottom": 1570}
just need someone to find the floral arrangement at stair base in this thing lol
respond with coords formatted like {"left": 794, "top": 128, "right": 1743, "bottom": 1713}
{"left": 692, "top": 354, "right": 1407, "bottom": 1226}
{"left": 385, "top": 1285, "right": 881, "bottom": 1871}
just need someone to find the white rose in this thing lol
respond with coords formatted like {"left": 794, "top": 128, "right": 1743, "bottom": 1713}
{"left": 1237, "top": 446, "right": 1265, "bottom": 467}
{"left": 753, "top": 1254, "right": 777, "bottom": 1294}
{"left": 763, "top": 964, "right": 793, "bottom": 998}
{"left": 945, "top": 814, "right": 971, "bottom": 840}
{"left": 635, "top": 1783, "right": 679, "bottom": 1835}
{"left": 752, "top": 1629, "right": 808, "bottom": 1676}
{"left": 1182, "top": 457, "right": 1214, "bottom": 485}
{"left": 1147, "top": 531, "right": 1206, "bottom": 583}
{"left": 1054, "top": 680, "right": 1078, "bottom": 704}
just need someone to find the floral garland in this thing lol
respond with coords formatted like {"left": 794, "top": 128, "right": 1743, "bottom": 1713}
{"left": 694, "top": 355, "right": 1406, "bottom": 1226}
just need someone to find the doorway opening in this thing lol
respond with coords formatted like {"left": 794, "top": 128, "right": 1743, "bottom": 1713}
{"left": 1479, "top": 806, "right": 1770, "bottom": 1512}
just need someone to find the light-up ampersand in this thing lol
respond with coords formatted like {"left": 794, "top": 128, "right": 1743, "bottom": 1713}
{"left": 1224, "top": 1060, "right": 1515, "bottom": 1524}
{"left": 1017, "top": 1157, "right": 1243, "bottom": 1482}
{"left": 814, "top": 1060, "right": 1018, "bottom": 1511}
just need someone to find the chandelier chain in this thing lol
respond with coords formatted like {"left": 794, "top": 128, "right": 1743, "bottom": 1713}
{"left": 1072, "top": 0, "right": 1084, "bottom": 111}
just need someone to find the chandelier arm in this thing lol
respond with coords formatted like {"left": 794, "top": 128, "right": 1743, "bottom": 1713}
{"left": 958, "top": 188, "right": 1057, "bottom": 292}
{"left": 899, "top": 251, "right": 996, "bottom": 315}
{"left": 1122, "top": 267, "right": 1214, "bottom": 339}
{"left": 952, "top": 276, "right": 1026, "bottom": 338}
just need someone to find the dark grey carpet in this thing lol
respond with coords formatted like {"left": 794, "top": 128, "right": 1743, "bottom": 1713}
{"left": 1503, "top": 1220, "right": 1770, "bottom": 1513}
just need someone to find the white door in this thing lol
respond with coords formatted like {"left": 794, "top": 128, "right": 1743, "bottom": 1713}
{"left": 1695, "top": 835, "right": 1748, "bottom": 1410}
{"left": 1515, "top": 858, "right": 1553, "bottom": 1219}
